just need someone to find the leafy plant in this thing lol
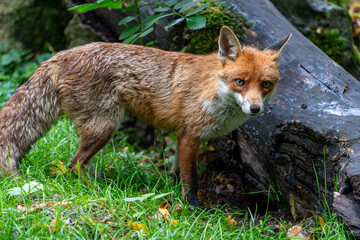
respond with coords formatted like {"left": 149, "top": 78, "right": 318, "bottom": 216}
{"left": 0, "top": 42, "right": 51, "bottom": 106}
{"left": 7, "top": 181, "right": 44, "bottom": 196}
{"left": 68, "top": 0, "right": 123, "bottom": 13}
{"left": 326, "top": 0, "right": 347, "bottom": 8}
{"left": 69, "top": 0, "right": 208, "bottom": 46}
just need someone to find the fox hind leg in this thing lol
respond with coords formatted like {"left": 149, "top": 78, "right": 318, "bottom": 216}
{"left": 67, "top": 117, "right": 120, "bottom": 179}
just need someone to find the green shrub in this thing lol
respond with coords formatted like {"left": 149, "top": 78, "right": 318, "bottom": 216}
{"left": 0, "top": 42, "right": 50, "bottom": 105}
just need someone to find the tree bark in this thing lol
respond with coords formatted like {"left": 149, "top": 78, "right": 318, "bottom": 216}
{"left": 209, "top": 0, "right": 360, "bottom": 235}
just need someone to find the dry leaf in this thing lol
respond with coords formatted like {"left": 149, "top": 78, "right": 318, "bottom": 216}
{"left": 128, "top": 221, "right": 147, "bottom": 232}
{"left": 81, "top": 215, "right": 96, "bottom": 225}
{"left": 158, "top": 207, "right": 170, "bottom": 218}
{"left": 175, "top": 203, "right": 182, "bottom": 214}
{"left": 48, "top": 217, "right": 61, "bottom": 233}
{"left": 100, "top": 199, "right": 106, "bottom": 209}
{"left": 171, "top": 219, "right": 178, "bottom": 227}
{"left": 316, "top": 27, "right": 324, "bottom": 34}
{"left": 60, "top": 201, "right": 73, "bottom": 208}
{"left": 159, "top": 201, "right": 169, "bottom": 209}
{"left": 123, "top": 146, "right": 129, "bottom": 152}
{"left": 16, "top": 200, "right": 73, "bottom": 214}
{"left": 318, "top": 216, "right": 327, "bottom": 230}
{"left": 207, "top": 144, "right": 215, "bottom": 151}
{"left": 197, "top": 191, "right": 206, "bottom": 201}
{"left": 43, "top": 201, "right": 57, "bottom": 208}
{"left": 139, "top": 188, "right": 148, "bottom": 194}
{"left": 16, "top": 204, "right": 27, "bottom": 213}
{"left": 225, "top": 214, "right": 238, "bottom": 227}
{"left": 287, "top": 225, "right": 310, "bottom": 239}
{"left": 49, "top": 160, "right": 67, "bottom": 175}
{"left": 156, "top": 206, "right": 179, "bottom": 227}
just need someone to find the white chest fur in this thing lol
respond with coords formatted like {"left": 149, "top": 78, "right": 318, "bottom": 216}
{"left": 200, "top": 80, "right": 249, "bottom": 139}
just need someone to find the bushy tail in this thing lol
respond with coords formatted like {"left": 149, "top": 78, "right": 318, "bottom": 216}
{"left": 0, "top": 67, "right": 60, "bottom": 176}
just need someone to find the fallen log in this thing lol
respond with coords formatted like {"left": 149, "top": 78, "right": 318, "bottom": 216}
{"left": 207, "top": 0, "right": 360, "bottom": 235}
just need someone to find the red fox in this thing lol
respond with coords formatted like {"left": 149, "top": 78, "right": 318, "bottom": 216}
{"left": 0, "top": 26, "right": 290, "bottom": 206}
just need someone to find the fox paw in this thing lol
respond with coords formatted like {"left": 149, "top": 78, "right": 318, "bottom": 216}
{"left": 186, "top": 192, "right": 203, "bottom": 207}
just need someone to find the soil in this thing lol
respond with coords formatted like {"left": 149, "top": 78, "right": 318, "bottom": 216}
{"left": 198, "top": 150, "right": 296, "bottom": 226}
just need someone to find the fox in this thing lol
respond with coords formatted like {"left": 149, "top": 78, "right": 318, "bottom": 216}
{"left": 0, "top": 26, "right": 290, "bottom": 206}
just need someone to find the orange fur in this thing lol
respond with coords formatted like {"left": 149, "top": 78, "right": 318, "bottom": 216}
{"left": 0, "top": 26, "right": 290, "bottom": 206}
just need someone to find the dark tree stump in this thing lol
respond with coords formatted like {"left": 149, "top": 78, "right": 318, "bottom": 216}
{"left": 208, "top": 0, "right": 360, "bottom": 235}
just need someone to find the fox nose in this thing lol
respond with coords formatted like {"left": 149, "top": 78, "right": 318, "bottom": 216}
{"left": 250, "top": 104, "right": 260, "bottom": 114}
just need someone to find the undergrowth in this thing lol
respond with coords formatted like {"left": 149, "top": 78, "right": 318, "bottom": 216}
{"left": 0, "top": 116, "right": 352, "bottom": 239}
{"left": 0, "top": 41, "right": 353, "bottom": 239}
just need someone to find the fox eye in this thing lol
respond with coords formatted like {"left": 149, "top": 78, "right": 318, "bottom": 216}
{"left": 262, "top": 81, "right": 272, "bottom": 89}
{"left": 235, "top": 79, "right": 245, "bottom": 86}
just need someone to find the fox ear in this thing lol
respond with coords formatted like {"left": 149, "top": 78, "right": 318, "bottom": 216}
{"left": 218, "top": 26, "right": 242, "bottom": 63}
{"left": 267, "top": 34, "right": 292, "bottom": 54}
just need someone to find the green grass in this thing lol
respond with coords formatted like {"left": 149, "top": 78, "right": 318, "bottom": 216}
{"left": 0, "top": 117, "right": 352, "bottom": 239}
{"left": 0, "top": 45, "right": 353, "bottom": 239}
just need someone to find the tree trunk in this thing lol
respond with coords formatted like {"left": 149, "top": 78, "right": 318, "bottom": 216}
{"left": 209, "top": 0, "right": 360, "bottom": 235}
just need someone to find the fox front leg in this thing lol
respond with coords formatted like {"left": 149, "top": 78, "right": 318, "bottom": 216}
{"left": 177, "top": 135, "right": 202, "bottom": 207}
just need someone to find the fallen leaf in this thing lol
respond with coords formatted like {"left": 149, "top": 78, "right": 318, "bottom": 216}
{"left": 175, "top": 203, "right": 182, "bottom": 214}
{"left": 43, "top": 201, "right": 57, "bottom": 208}
{"left": 318, "top": 216, "right": 327, "bottom": 230}
{"left": 100, "top": 199, "right": 106, "bottom": 209}
{"left": 171, "top": 219, "right": 178, "bottom": 227}
{"left": 16, "top": 204, "right": 27, "bottom": 213}
{"left": 155, "top": 206, "right": 179, "bottom": 227}
{"left": 128, "top": 221, "right": 147, "bottom": 232}
{"left": 287, "top": 225, "right": 310, "bottom": 239}
{"left": 316, "top": 26, "right": 324, "bottom": 34}
{"left": 159, "top": 200, "right": 169, "bottom": 209}
{"left": 225, "top": 214, "right": 238, "bottom": 227}
{"left": 60, "top": 201, "right": 73, "bottom": 208}
{"left": 81, "top": 215, "right": 96, "bottom": 225}
{"left": 197, "top": 191, "right": 207, "bottom": 201}
{"left": 50, "top": 160, "right": 67, "bottom": 175}
{"left": 158, "top": 207, "right": 170, "bottom": 218}
{"left": 139, "top": 188, "right": 148, "bottom": 194}
{"left": 48, "top": 217, "right": 61, "bottom": 233}
{"left": 207, "top": 144, "right": 215, "bottom": 151}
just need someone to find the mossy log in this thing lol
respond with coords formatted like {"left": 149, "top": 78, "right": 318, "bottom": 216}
{"left": 207, "top": 0, "right": 360, "bottom": 235}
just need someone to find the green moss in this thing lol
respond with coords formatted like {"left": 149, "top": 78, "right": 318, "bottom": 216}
{"left": 353, "top": 43, "right": 360, "bottom": 65}
{"left": 326, "top": 0, "right": 347, "bottom": 8}
{"left": 306, "top": 27, "right": 347, "bottom": 66}
{"left": 182, "top": 0, "right": 253, "bottom": 54}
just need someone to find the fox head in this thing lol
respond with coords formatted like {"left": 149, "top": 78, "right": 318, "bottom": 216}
{"left": 217, "top": 26, "right": 291, "bottom": 116}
